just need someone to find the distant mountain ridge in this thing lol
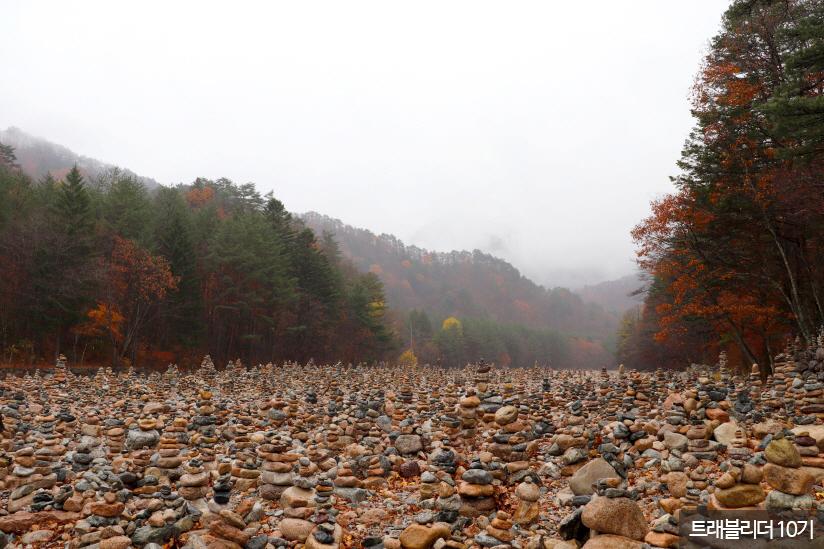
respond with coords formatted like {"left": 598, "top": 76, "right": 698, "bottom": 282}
{"left": 576, "top": 273, "right": 645, "bottom": 314}
{"left": 0, "top": 127, "right": 160, "bottom": 188}
{"left": 1, "top": 126, "right": 627, "bottom": 359}
{"left": 301, "top": 211, "right": 621, "bottom": 345}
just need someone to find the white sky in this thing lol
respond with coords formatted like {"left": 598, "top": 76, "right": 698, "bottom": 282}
{"left": 0, "top": 0, "right": 729, "bottom": 287}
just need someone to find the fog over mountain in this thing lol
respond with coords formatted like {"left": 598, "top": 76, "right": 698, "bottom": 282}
{"left": 3, "top": 125, "right": 642, "bottom": 331}
{"left": 577, "top": 274, "right": 646, "bottom": 314}
{"left": 0, "top": 127, "right": 159, "bottom": 189}
{"left": 0, "top": 0, "right": 729, "bottom": 287}
{"left": 1, "top": 126, "right": 641, "bottom": 369}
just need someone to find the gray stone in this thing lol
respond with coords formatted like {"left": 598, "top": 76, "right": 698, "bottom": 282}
{"left": 663, "top": 432, "right": 688, "bottom": 452}
{"left": 394, "top": 434, "right": 423, "bottom": 455}
{"left": 713, "top": 422, "right": 739, "bottom": 447}
{"left": 334, "top": 487, "right": 370, "bottom": 503}
{"left": 126, "top": 429, "right": 160, "bottom": 450}
{"left": 562, "top": 447, "right": 587, "bottom": 466}
{"left": 569, "top": 459, "right": 618, "bottom": 496}
{"left": 765, "top": 490, "right": 815, "bottom": 512}
{"left": 539, "top": 462, "right": 561, "bottom": 479}
{"left": 461, "top": 469, "right": 492, "bottom": 484}
{"left": 131, "top": 525, "right": 175, "bottom": 546}
{"left": 475, "top": 534, "right": 501, "bottom": 547}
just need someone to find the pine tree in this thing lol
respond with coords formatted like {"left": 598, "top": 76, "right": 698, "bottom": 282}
{"left": 153, "top": 187, "right": 202, "bottom": 345}
{"left": 264, "top": 197, "right": 296, "bottom": 245}
{"left": 206, "top": 212, "right": 297, "bottom": 362}
{"left": 0, "top": 142, "right": 18, "bottom": 170}
{"left": 103, "top": 171, "right": 151, "bottom": 242}
{"left": 346, "top": 272, "right": 395, "bottom": 361}
{"left": 38, "top": 165, "right": 99, "bottom": 357}
{"left": 286, "top": 228, "right": 343, "bottom": 359}
{"left": 55, "top": 166, "right": 93, "bottom": 242}
{"left": 761, "top": 0, "right": 824, "bottom": 158}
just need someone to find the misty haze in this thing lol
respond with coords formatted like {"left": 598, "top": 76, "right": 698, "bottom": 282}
{"left": 2, "top": 1, "right": 731, "bottom": 289}
{"left": 1, "top": 1, "right": 824, "bottom": 547}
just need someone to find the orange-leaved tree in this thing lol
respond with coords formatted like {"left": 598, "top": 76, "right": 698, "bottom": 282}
{"left": 632, "top": 0, "right": 824, "bottom": 374}
{"left": 100, "top": 236, "right": 178, "bottom": 366}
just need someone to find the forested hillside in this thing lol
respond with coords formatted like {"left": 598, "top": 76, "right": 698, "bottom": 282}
{"left": 0, "top": 127, "right": 159, "bottom": 189}
{"left": 302, "top": 212, "right": 617, "bottom": 368}
{"left": 0, "top": 152, "right": 395, "bottom": 368}
{"left": 0, "top": 130, "right": 621, "bottom": 370}
{"left": 620, "top": 0, "right": 824, "bottom": 374}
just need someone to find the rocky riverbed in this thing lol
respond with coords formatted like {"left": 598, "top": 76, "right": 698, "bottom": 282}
{"left": 2, "top": 340, "right": 824, "bottom": 548}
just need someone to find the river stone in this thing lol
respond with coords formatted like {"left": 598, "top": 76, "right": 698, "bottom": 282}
{"left": 462, "top": 469, "right": 493, "bottom": 484}
{"left": 0, "top": 511, "right": 81, "bottom": 534}
{"left": 792, "top": 425, "right": 824, "bottom": 449}
{"left": 494, "top": 406, "right": 519, "bottom": 425}
{"left": 763, "top": 463, "right": 814, "bottom": 495}
{"left": 753, "top": 420, "right": 783, "bottom": 439}
{"left": 741, "top": 464, "right": 762, "bottom": 484}
{"left": 21, "top": 530, "right": 54, "bottom": 545}
{"left": 395, "top": 434, "right": 423, "bottom": 455}
{"left": 714, "top": 484, "right": 766, "bottom": 507}
{"left": 280, "top": 518, "right": 315, "bottom": 541}
{"left": 644, "top": 532, "right": 679, "bottom": 548}
{"left": 712, "top": 422, "right": 738, "bottom": 447}
{"left": 765, "top": 438, "right": 801, "bottom": 467}
{"left": 581, "top": 496, "right": 648, "bottom": 541}
{"left": 126, "top": 429, "right": 160, "bottom": 450}
{"left": 661, "top": 472, "right": 687, "bottom": 498}
{"left": 399, "top": 522, "right": 451, "bottom": 549}
{"left": 765, "top": 491, "right": 815, "bottom": 512}
{"left": 515, "top": 480, "right": 540, "bottom": 502}
{"left": 280, "top": 486, "right": 315, "bottom": 508}
{"left": 663, "top": 432, "right": 688, "bottom": 451}
{"left": 569, "top": 459, "right": 618, "bottom": 496}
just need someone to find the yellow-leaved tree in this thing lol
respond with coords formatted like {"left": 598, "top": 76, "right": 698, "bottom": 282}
{"left": 441, "top": 316, "right": 463, "bottom": 335}
{"left": 398, "top": 348, "right": 418, "bottom": 367}
{"left": 438, "top": 316, "right": 465, "bottom": 366}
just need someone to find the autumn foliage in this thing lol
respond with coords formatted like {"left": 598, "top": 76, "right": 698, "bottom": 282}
{"left": 0, "top": 167, "right": 397, "bottom": 367}
{"left": 397, "top": 349, "right": 418, "bottom": 368}
{"left": 626, "top": 0, "right": 824, "bottom": 374}
{"left": 303, "top": 213, "right": 616, "bottom": 369}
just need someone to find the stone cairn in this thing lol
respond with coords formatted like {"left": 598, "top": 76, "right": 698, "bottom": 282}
{"left": 763, "top": 435, "right": 815, "bottom": 512}
{"left": 192, "top": 389, "right": 218, "bottom": 467}
{"left": 3, "top": 352, "right": 824, "bottom": 548}
{"left": 458, "top": 390, "right": 480, "bottom": 445}
{"left": 458, "top": 459, "right": 496, "bottom": 518}
{"left": 513, "top": 478, "right": 540, "bottom": 526}
{"left": 258, "top": 434, "right": 294, "bottom": 502}
{"left": 156, "top": 414, "right": 187, "bottom": 482}
{"left": 278, "top": 454, "right": 320, "bottom": 543}
{"left": 579, "top": 478, "right": 649, "bottom": 547}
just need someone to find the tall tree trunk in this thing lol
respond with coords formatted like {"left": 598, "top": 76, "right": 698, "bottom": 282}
{"left": 799, "top": 244, "right": 824, "bottom": 327}
{"left": 725, "top": 316, "right": 760, "bottom": 369}
{"left": 760, "top": 329, "right": 775, "bottom": 378}
{"left": 750, "top": 182, "right": 812, "bottom": 341}
{"left": 766, "top": 221, "right": 810, "bottom": 340}
{"left": 72, "top": 332, "right": 79, "bottom": 364}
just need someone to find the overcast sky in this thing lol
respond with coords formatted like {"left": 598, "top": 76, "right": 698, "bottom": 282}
{"left": 1, "top": 1, "right": 729, "bottom": 288}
